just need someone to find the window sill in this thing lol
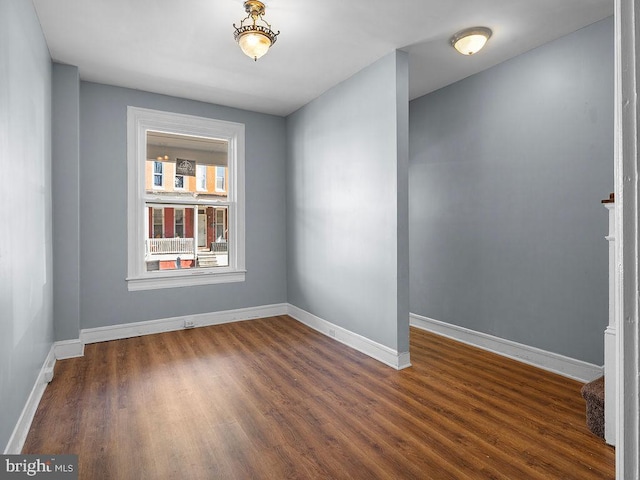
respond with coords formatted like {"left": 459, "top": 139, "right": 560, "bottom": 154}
{"left": 127, "top": 269, "right": 246, "bottom": 291}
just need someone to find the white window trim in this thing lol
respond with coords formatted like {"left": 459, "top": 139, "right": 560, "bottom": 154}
{"left": 127, "top": 106, "right": 245, "bottom": 291}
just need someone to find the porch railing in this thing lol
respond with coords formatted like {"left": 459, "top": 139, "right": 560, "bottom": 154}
{"left": 211, "top": 241, "right": 228, "bottom": 252}
{"left": 146, "top": 238, "right": 195, "bottom": 255}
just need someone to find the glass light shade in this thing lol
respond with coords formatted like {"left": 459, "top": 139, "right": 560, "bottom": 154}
{"left": 454, "top": 34, "right": 488, "bottom": 55}
{"left": 238, "top": 31, "right": 272, "bottom": 60}
{"left": 451, "top": 27, "right": 492, "bottom": 56}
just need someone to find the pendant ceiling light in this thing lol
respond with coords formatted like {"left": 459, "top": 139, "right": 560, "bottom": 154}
{"left": 233, "top": 0, "right": 280, "bottom": 61}
{"left": 450, "top": 27, "right": 492, "bottom": 56}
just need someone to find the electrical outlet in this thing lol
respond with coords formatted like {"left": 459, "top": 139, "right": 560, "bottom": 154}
{"left": 184, "top": 318, "right": 195, "bottom": 329}
{"left": 329, "top": 329, "right": 336, "bottom": 337}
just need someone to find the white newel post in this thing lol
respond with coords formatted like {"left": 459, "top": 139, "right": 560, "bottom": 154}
{"left": 603, "top": 194, "right": 616, "bottom": 446}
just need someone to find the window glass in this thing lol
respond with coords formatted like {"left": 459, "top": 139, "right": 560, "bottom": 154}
{"left": 196, "top": 164, "right": 207, "bottom": 191}
{"left": 174, "top": 175, "right": 184, "bottom": 189}
{"left": 153, "top": 161, "right": 163, "bottom": 187}
{"left": 175, "top": 208, "right": 184, "bottom": 238}
{"left": 152, "top": 208, "right": 163, "bottom": 238}
{"left": 143, "top": 132, "right": 229, "bottom": 272}
{"left": 215, "top": 166, "right": 226, "bottom": 192}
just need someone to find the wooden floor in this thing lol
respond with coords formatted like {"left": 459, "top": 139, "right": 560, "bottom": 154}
{"left": 23, "top": 315, "right": 614, "bottom": 479}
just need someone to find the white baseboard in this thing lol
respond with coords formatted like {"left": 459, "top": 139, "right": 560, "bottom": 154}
{"left": 288, "top": 304, "right": 411, "bottom": 370}
{"left": 51, "top": 304, "right": 412, "bottom": 374}
{"left": 410, "top": 313, "right": 603, "bottom": 383}
{"left": 76, "top": 303, "right": 411, "bottom": 371}
{"left": 4, "top": 346, "right": 56, "bottom": 454}
{"left": 53, "top": 339, "right": 84, "bottom": 359}
{"left": 81, "top": 303, "right": 289, "bottom": 344}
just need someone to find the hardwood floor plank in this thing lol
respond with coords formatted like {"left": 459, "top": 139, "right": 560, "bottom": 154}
{"left": 22, "top": 316, "right": 614, "bottom": 479}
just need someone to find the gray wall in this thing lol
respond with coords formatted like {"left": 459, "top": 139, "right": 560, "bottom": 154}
{"left": 52, "top": 64, "right": 81, "bottom": 341}
{"left": 409, "top": 17, "right": 614, "bottom": 365}
{"left": 73, "top": 83, "right": 287, "bottom": 330}
{"left": 286, "top": 51, "right": 410, "bottom": 354}
{"left": 0, "top": 0, "right": 54, "bottom": 449}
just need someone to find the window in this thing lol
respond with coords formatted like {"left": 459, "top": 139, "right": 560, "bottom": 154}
{"left": 152, "top": 208, "right": 164, "bottom": 238}
{"left": 175, "top": 208, "right": 184, "bottom": 238}
{"left": 196, "top": 164, "right": 207, "bottom": 191}
{"left": 153, "top": 161, "right": 163, "bottom": 188}
{"left": 215, "top": 166, "right": 226, "bottom": 192}
{"left": 215, "top": 208, "right": 226, "bottom": 241}
{"left": 174, "top": 174, "right": 185, "bottom": 190}
{"left": 127, "top": 107, "right": 245, "bottom": 291}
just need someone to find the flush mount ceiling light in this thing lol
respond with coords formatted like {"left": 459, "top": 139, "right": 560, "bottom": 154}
{"left": 450, "top": 27, "right": 492, "bottom": 55}
{"left": 233, "top": 0, "right": 280, "bottom": 61}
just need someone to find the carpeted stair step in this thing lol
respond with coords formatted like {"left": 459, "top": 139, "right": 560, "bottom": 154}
{"left": 581, "top": 376, "right": 605, "bottom": 439}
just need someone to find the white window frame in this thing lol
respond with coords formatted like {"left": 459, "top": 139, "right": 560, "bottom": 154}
{"left": 127, "top": 106, "right": 245, "bottom": 291}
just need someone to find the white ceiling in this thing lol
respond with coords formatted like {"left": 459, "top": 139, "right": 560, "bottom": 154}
{"left": 32, "top": 0, "right": 613, "bottom": 117}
